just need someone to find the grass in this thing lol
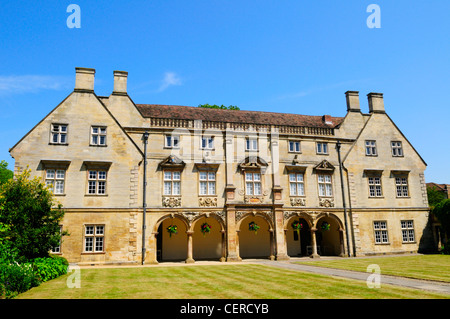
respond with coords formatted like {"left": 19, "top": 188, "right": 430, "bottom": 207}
{"left": 15, "top": 263, "right": 449, "bottom": 299}
{"left": 296, "top": 255, "right": 450, "bottom": 283}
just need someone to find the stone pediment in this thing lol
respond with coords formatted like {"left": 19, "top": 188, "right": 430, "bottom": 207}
{"left": 238, "top": 156, "right": 268, "bottom": 172}
{"left": 159, "top": 155, "right": 185, "bottom": 170}
{"left": 314, "top": 160, "right": 335, "bottom": 172}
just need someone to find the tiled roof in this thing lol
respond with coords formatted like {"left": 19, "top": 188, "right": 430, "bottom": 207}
{"left": 135, "top": 104, "right": 343, "bottom": 128}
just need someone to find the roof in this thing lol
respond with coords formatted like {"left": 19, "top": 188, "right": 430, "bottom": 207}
{"left": 135, "top": 104, "right": 343, "bottom": 128}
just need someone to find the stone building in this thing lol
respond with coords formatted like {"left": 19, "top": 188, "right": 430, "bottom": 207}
{"left": 9, "top": 67, "right": 431, "bottom": 265}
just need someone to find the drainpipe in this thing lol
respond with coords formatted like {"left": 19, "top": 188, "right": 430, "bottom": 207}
{"left": 141, "top": 131, "right": 149, "bottom": 265}
{"left": 336, "top": 141, "right": 351, "bottom": 257}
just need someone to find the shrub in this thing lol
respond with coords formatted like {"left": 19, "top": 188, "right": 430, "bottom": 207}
{"left": 0, "top": 261, "right": 40, "bottom": 299}
{"left": 32, "top": 256, "right": 68, "bottom": 282}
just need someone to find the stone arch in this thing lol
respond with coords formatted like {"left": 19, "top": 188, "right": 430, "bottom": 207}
{"left": 284, "top": 213, "right": 314, "bottom": 257}
{"left": 154, "top": 213, "right": 189, "bottom": 262}
{"left": 191, "top": 213, "right": 226, "bottom": 261}
{"left": 236, "top": 211, "right": 274, "bottom": 260}
{"left": 314, "top": 212, "right": 345, "bottom": 256}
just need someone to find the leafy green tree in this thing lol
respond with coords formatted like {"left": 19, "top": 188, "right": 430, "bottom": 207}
{"left": 427, "top": 186, "right": 447, "bottom": 209}
{"left": 0, "top": 160, "right": 13, "bottom": 185}
{"left": 0, "top": 169, "right": 67, "bottom": 261}
{"left": 198, "top": 104, "right": 240, "bottom": 110}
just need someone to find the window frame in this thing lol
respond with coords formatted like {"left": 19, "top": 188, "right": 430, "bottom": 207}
{"left": 245, "top": 171, "right": 262, "bottom": 196}
{"left": 373, "top": 220, "right": 389, "bottom": 244}
{"left": 317, "top": 173, "right": 333, "bottom": 197}
{"left": 289, "top": 172, "right": 305, "bottom": 197}
{"left": 391, "top": 141, "right": 404, "bottom": 157}
{"left": 90, "top": 126, "right": 107, "bottom": 146}
{"left": 199, "top": 171, "right": 216, "bottom": 196}
{"left": 201, "top": 136, "right": 214, "bottom": 150}
{"left": 165, "top": 135, "right": 180, "bottom": 149}
{"left": 45, "top": 168, "right": 66, "bottom": 195}
{"left": 401, "top": 220, "right": 416, "bottom": 243}
{"left": 368, "top": 175, "right": 383, "bottom": 198}
{"left": 86, "top": 169, "right": 107, "bottom": 195}
{"left": 316, "top": 142, "right": 328, "bottom": 155}
{"left": 50, "top": 123, "right": 68, "bottom": 145}
{"left": 288, "top": 140, "right": 301, "bottom": 153}
{"left": 84, "top": 225, "right": 105, "bottom": 253}
{"left": 395, "top": 175, "right": 409, "bottom": 198}
{"left": 245, "top": 137, "right": 258, "bottom": 151}
{"left": 365, "top": 140, "right": 377, "bottom": 156}
{"left": 163, "top": 170, "right": 181, "bottom": 196}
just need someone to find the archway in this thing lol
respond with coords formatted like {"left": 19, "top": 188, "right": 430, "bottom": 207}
{"left": 315, "top": 214, "right": 343, "bottom": 256}
{"left": 238, "top": 214, "right": 273, "bottom": 259}
{"left": 286, "top": 217, "right": 312, "bottom": 257}
{"left": 156, "top": 215, "right": 188, "bottom": 262}
{"left": 192, "top": 216, "right": 225, "bottom": 261}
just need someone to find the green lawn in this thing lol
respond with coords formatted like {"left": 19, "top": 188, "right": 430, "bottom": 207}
{"left": 16, "top": 263, "right": 449, "bottom": 299}
{"left": 297, "top": 255, "right": 450, "bottom": 282}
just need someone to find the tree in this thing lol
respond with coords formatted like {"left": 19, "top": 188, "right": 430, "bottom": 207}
{"left": 198, "top": 104, "right": 240, "bottom": 110}
{"left": 0, "top": 160, "right": 13, "bottom": 185}
{"left": 427, "top": 186, "right": 447, "bottom": 209}
{"left": 0, "top": 169, "right": 67, "bottom": 261}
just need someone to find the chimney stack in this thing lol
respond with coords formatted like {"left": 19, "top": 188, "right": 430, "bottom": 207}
{"left": 345, "top": 91, "right": 360, "bottom": 112}
{"left": 113, "top": 70, "right": 128, "bottom": 95}
{"left": 74, "top": 67, "right": 95, "bottom": 93}
{"left": 367, "top": 92, "right": 385, "bottom": 113}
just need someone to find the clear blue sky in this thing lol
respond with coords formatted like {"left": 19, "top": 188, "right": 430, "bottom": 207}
{"left": 1, "top": 1, "right": 449, "bottom": 183}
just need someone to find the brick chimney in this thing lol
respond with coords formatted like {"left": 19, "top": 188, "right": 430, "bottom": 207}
{"left": 367, "top": 92, "right": 385, "bottom": 113}
{"left": 74, "top": 67, "right": 95, "bottom": 93}
{"left": 322, "top": 115, "right": 333, "bottom": 125}
{"left": 112, "top": 70, "right": 128, "bottom": 95}
{"left": 345, "top": 91, "right": 360, "bottom": 112}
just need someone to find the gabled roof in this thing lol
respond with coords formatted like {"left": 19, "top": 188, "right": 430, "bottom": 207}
{"left": 136, "top": 104, "right": 343, "bottom": 128}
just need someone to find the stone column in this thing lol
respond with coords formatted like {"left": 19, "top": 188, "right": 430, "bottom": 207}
{"left": 148, "top": 232, "right": 159, "bottom": 264}
{"left": 186, "top": 231, "right": 195, "bottom": 263}
{"left": 310, "top": 228, "right": 320, "bottom": 258}
{"left": 339, "top": 229, "right": 346, "bottom": 257}
{"left": 220, "top": 230, "right": 226, "bottom": 262}
{"left": 226, "top": 207, "right": 240, "bottom": 261}
{"left": 274, "top": 208, "right": 289, "bottom": 260}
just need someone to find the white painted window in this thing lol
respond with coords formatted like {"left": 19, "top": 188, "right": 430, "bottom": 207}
{"left": 401, "top": 220, "right": 415, "bottom": 243}
{"left": 165, "top": 135, "right": 179, "bottom": 148}
{"left": 365, "top": 140, "right": 377, "bottom": 156}
{"left": 50, "top": 124, "right": 68, "bottom": 144}
{"left": 91, "top": 126, "right": 107, "bottom": 145}
{"left": 368, "top": 176, "right": 382, "bottom": 197}
{"left": 201, "top": 137, "right": 214, "bottom": 149}
{"left": 45, "top": 169, "right": 66, "bottom": 194}
{"left": 164, "top": 171, "right": 181, "bottom": 195}
{"left": 318, "top": 174, "right": 333, "bottom": 197}
{"left": 289, "top": 173, "right": 305, "bottom": 196}
{"left": 316, "top": 142, "right": 328, "bottom": 154}
{"left": 288, "top": 141, "right": 301, "bottom": 153}
{"left": 395, "top": 176, "right": 409, "bottom": 197}
{"left": 374, "top": 221, "right": 389, "bottom": 244}
{"left": 245, "top": 172, "right": 262, "bottom": 195}
{"left": 246, "top": 138, "right": 258, "bottom": 151}
{"left": 84, "top": 225, "right": 104, "bottom": 252}
{"left": 199, "top": 171, "right": 216, "bottom": 195}
{"left": 391, "top": 141, "right": 403, "bottom": 157}
{"left": 87, "top": 170, "right": 107, "bottom": 195}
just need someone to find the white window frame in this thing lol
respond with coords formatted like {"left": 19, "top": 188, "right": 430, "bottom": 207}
{"left": 245, "top": 172, "right": 262, "bottom": 195}
{"left": 289, "top": 173, "right": 305, "bottom": 196}
{"left": 87, "top": 170, "right": 107, "bottom": 195}
{"left": 401, "top": 220, "right": 415, "bottom": 243}
{"left": 50, "top": 124, "right": 68, "bottom": 144}
{"left": 316, "top": 142, "right": 328, "bottom": 154}
{"left": 201, "top": 136, "right": 214, "bottom": 150}
{"left": 163, "top": 170, "right": 181, "bottom": 195}
{"left": 395, "top": 176, "right": 409, "bottom": 197}
{"left": 365, "top": 140, "right": 377, "bottom": 156}
{"left": 374, "top": 221, "right": 389, "bottom": 244}
{"left": 368, "top": 176, "right": 383, "bottom": 197}
{"left": 199, "top": 171, "right": 216, "bottom": 195}
{"left": 91, "top": 126, "right": 107, "bottom": 146}
{"left": 45, "top": 169, "right": 66, "bottom": 195}
{"left": 84, "top": 225, "right": 105, "bottom": 253}
{"left": 165, "top": 135, "right": 180, "bottom": 148}
{"left": 318, "top": 174, "right": 333, "bottom": 197}
{"left": 245, "top": 137, "right": 258, "bottom": 151}
{"left": 391, "top": 141, "right": 403, "bottom": 157}
{"left": 288, "top": 140, "right": 301, "bottom": 153}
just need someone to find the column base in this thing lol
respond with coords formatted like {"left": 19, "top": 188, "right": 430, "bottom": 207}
{"left": 185, "top": 258, "right": 195, "bottom": 264}
{"left": 310, "top": 254, "right": 320, "bottom": 259}
{"left": 276, "top": 254, "right": 290, "bottom": 261}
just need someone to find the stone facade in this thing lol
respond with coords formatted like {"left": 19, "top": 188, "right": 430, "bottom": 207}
{"left": 9, "top": 68, "right": 432, "bottom": 265}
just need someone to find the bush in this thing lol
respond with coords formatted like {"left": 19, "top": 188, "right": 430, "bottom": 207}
{"left": 32, "top": 256, "right": 68, "bottom": 282}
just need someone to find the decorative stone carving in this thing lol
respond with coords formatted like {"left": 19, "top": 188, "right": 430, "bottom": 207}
{"left": 290, "top": 198, "right": 306, "bottom": 207}
{"left": 181, "top": 212, "right": 199, "bottom": 224}
{"left": 199, "top": 197, "right": 217, "bottom": 207}
{"left": 244, "top": 196, "right": 264, "bottom": 204}
{"left": 162, "top": 197, "right": 181, "bottom": 207}
{"left": 319, "top": 198, "right": 335, "bottom": 208}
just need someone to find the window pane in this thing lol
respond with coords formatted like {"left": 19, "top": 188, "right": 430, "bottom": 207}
{"left": 60, "top": 134, "right": 66, "bottom": 143}
{"left": 325, "top": 175, "right": 331, "bottom": 183}
{"left": 173, "top": 137, "right": 179, "bottom": 147}
{"left": 289, "top": 141, "right": 294, "bottom": 152}
{"left": 173, "top": 181, "right": 180, "bottom": 195}
{"left": 164, "top": 171, "right": 172, "bottom": 180}
{"left": 317, "top": 143, "right": 322, "bottom": 153}
{"left": 88, "top": 181, "right": 96, "bottom": 194}
{"left": 85, "top": 237, "right": 93, "bottom": 251}
{"left": 199, "top": 172, "right": 207, "bottom": 180}
{"left": 99, "top": 135, "right": 106, "bottom": 145}
{"left": 95, "top": 237, "right": 104, "bottom": 252}
{"left": 92, "top": 135, "right": 98, "bottom": 144}
{"left": 318, "top": 175, "right": 324, "bottom": 183}
{"left": 173, "top": 171, "right": 180, "bottom": 180}
{"left": 208, "top": 172, "right": 215, "bottom": 181}
{"left": 166, "top": 136, "right": 172, "bottom": 147}
{"left": 199, "top": 181, "right": 207, "bottom": 195}
{"left": 85, "top": 226, "right": 94, "bottom": 235}
{"left": 56, "top": 170, "right": 65, "bottom": 179}
{"left": 89, "top": 171, "right": 97, "bottom": 180}
{"left": 319, "top": 184, "right": 325, "bottom": 196}
{"left": 298, "top": 183, "right": 304, "bottom": 196}
{"left": 289, "top": 174, "right": 296, "bottom": 182}
{"left": 208, "top": 181, "right": 215, "bottom": 195}
{"left": 326, "top": 184, "right": 333, "bottom": 196}
{"left": 254, "top": 182, "right": 261, "bottom": 195}
{"left": 290, "top": 183, "right": 296, "bottom": 196}
{"left": 52, "top": 133, "right": 59, "bottom": 143}
{"left": 297, "top": 174, "right": 303, "bottom": 182}
{"left": 253, "top": 173, "right": 261, "bottom": 181}
{"left": 245, "top": 173, "right": 253, "bottom": 181}
{"left": 246, "top": 182, "right": 253, "bottom": 195}
{"left": 46, "top": 169, "right": 55, "bottom": 179}
{"left": 98, "top": 171, "right": 106, "bottom": 180}
{"left": 92, "top": 127, "right": 98, "bottom": 134}
{"left": 96, "top": 226, "right": 104, "bottom": 235}
{"left": 323, "top": 143, "right": 328, "bottom": 153}
{"left": 97, "top": 181, "right": 106, "bottom": 194}
{"left": 55, "top": 181, "right": 64, "bottom": 194}
{"left": 164, "top": 181, "right": 172, "bottom": 195}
